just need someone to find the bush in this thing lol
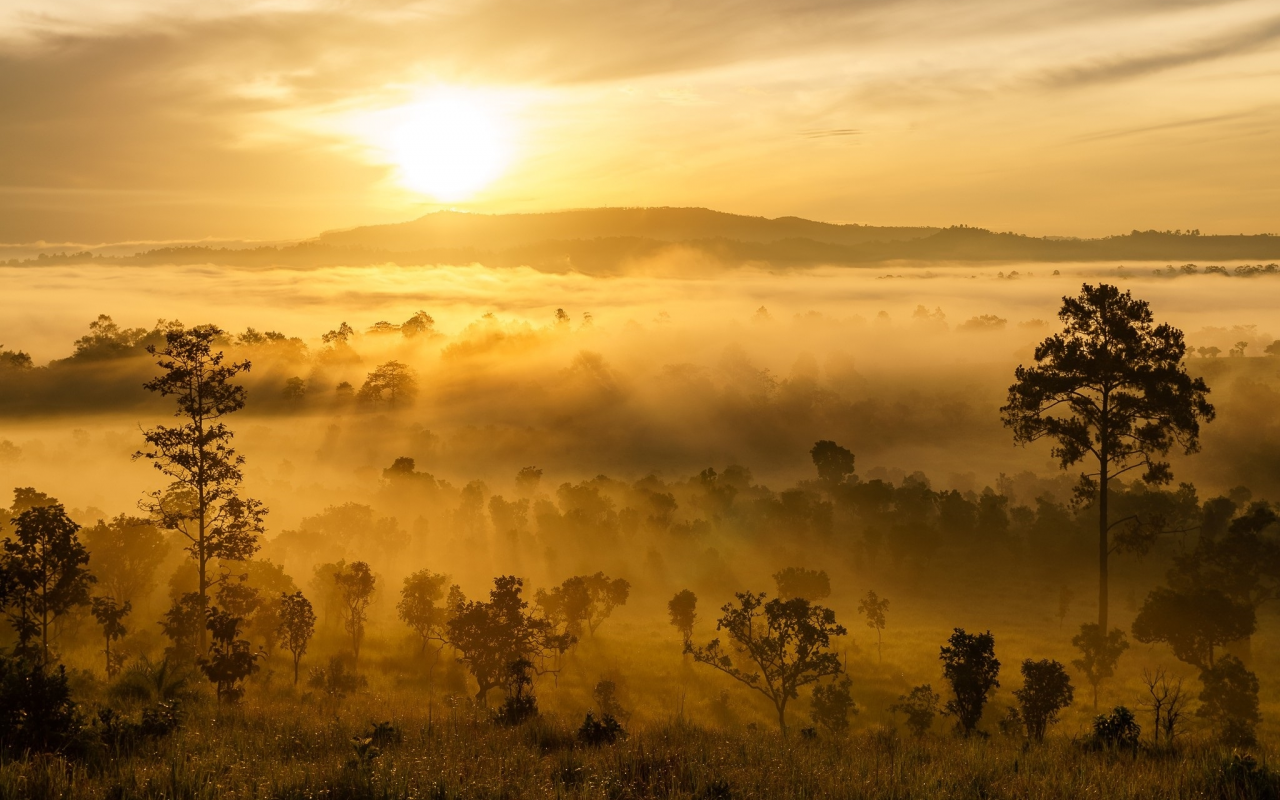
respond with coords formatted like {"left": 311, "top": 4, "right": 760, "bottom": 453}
{"left": 307, "top": 655, "right": 366, "bottom": 699}
{"left": 578, "top": 712, "right": 625, "bottom": 746}
{"left": 0, "top": 652, "right": 83, "bottom": 755}
{"left": 810, "top": 674, "right": 857, "bottom": 734}
{"left": 891, "top": 684, "right": 941, "bottom": 737}
{"left": 494, "top": 694, "right": 538, "bottom": 726}
{"left": 1208, "top": 753, "right": 1280, "bottom": 800}
{"left": 1088, "top": 706, "right": 1141, "bottom": 750}
{"left": 1013, "top": 659, "right": 1074, "bottom": 741}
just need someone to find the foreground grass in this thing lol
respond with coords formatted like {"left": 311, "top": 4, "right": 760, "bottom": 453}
{"left": 2, "top": 692, "right": 1278, "bottom": 800}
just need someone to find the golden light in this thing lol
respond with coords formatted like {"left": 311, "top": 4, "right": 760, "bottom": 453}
{"left": 382, "top": 88, "right": 514, "bottom": 201}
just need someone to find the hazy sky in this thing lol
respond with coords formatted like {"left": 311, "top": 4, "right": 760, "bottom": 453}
{"left": 3, "top": 0, "right": 1279, "bottom": 243}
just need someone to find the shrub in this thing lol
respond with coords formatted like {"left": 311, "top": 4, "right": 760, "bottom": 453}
{"left": 578, "top": 712, "right": 625, "bottom": 746}
{"left": 1088, "top": 706, "right": 1141, "bottom": 750}
{"left": 0, "top": 652, "right": 83, "bottom": 755}
{"left": 307, "top": 654, "right": 366, "bottom": 699}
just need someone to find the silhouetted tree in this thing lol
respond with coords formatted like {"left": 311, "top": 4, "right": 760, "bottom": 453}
{"left": 891, "top": 685, "right": 941, "bottom": 736}
{"left": 668, "top": 589, "right": 697, "bottom": 643}
{"left": 810, "top": 440, "right": 855, "bottom": 485}
{"left": 398, "top": 569, "right": 450, "bottom": 653}
{"left": 1196, "top": 655, "right": 1259, "bottom": 747}
{"left": 0, "top": 499, "right": 94, "bottom": 664}
{"left": 1002, "top": 284, "right": 1214, "bottom": 631}
{"left": 810, "top": 675, "right": 857, "bottom": 734}
{"left": 357, "top": 361, "right": 418, "bottom": 407}
{"left": 1169, "top": 503, "right": 1280, "bottom": 619}
{"left": 282, "top": 377, "right": 307, "bottom": 402}
{"left": 445, "top": 576, "right": 573, "bottom": 705}
{"left": 334, "top": 561, "right": 376, "bottom": 670}
{"left": 939, "top": 628, "right": 1000, "bottom": 736}
{"left": 90, "top": 596, "right": 131, "bottom": 678}
{"left": 161, "top": 592, "right": 206, "bottom": 664}
{"left": 401, "top": 311, "right": 435, "bottom": 338}
{"left": 1014, "top": 659, "right": 1074, "bottom": 741}
{"left": 1056, "top": 585, "right": 1074, "bottom": 628}
{"left": 772, "top": 567, "right": 831, "bottom": 601}
{"left": 1132, "top": 586, "right": 1255, "bottom": 670}
{"left": 277, "top": 591, "right": 316, "bottom": 686}
{"left": 686, "top": 592, "right": 846, "bottom": 735}
{"left": 136, "top": 325, "right": 266, "bottom": 654}
{"left": 858, "top": 590, "right": 889, "bottom": 662}
{"left": 82, "top": 514, "right": 169, "bottom": 609}
{"left": 515, "top": 466, "right": 543, "bottom": 495}
{"left": 1071, "top": 623, "right": 1129, "bottom": 710}
{"left": 199, "top": 607, "right": 260, "bottom": 703}
{"left": 536, "top": 572, "right": 630, "bottom": 638}
{"left": 1141, "top": 667, "right": 1188, "bottom": 748}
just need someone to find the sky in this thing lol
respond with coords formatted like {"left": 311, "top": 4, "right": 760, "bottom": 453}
{"left": 2, "top": 0, "right": 1279, "bottom": 244}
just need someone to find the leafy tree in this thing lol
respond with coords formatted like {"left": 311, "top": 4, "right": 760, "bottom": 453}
{"left": 773, "top": 567, "right": 831, "bottom": 601}
{"left": 891, "top": 685, "right": 941, "bottom": 736}
{"left": 282, "top": 377, "right": 307, "bottom": 402}
{"left": 1197, "top": 655, "right": 1260, "bottom": 747}
{"left": 0, "top": 345, "right": 34, "bottom": 370}
{"left": 939, "top": 628, "right": 1000, "bottom": 736}
{"left": 810, "top": 674, "right": 857, "bottom": 734}
{"left": 858, "top": 590, "right": 889, "bottom": 662}
{"left": 401, "top": 310, "right": 436, "bottom": 338}
{"left": 1071, "top": 623, "right": 1129, "bottom": 709}
{"left": 82, "top": 514, "right": 169, "bottom": 608}
{"left": 667, "top": 589, "right": 697, "bottom": 643}
{"left": 397, "top": 569, "right": 450, "bottom": 653}
{"left": 160, "top": 592, "right": 206, "bottom": 664}
{"left": 198, "top": 608, "right": 260, "bottom": 703}
{"left": 810, "top": 440, "right": 855, "bottom": 485}
{"left": 686, "top": 592, "right": 846, "bottom": 735}
{"left": 334, "top": 561, "right": 376, "bottom": 670}
{"left": 357, "top": 361, "right": 418, "bottom": 407}
{"left": 536, "top": 572, "right": 630, "bottom": 638}
{"left": 1002, "top": 283, "right": 1214, "bottom": 630}
{"left": 1169, "top": 503, "right": 1280, "bottom": 614}
{"left": 277, "top": 591, "right": 316, "bottom": 686}
{"left": 1131, "top": 586, "right": 1255, "bottom": 670}
{"left": 136, "top": 325, "right": 267, "bottom": 654}
{"left": 0, "top": 498, "right": 94, "bottom": 664}
{"left": 90, "top": 596, "right": 131, "bottom": 678}
{"left": 445, "top": 576, "right": 573, "bottom": 705}
{"left": 1014, "top": 659, "right": 1074, "bottom": 741}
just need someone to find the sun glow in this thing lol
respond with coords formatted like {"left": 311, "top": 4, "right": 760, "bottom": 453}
{"left": 381, "top": 88, "right": 514, "bottom": 201}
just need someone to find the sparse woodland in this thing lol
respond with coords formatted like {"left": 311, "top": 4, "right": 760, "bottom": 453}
{"left": 1, "top": 284, "right": 1278, "bottom": 799}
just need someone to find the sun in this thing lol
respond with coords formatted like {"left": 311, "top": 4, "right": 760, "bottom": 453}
{"left": 383, "top": 88, "right": 514, "bottom": 201}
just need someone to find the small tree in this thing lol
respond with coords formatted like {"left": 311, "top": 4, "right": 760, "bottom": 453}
{"left": 1056, "top": 585, "right": 1074, "bottom": 628}
{"left": 667, "top": 589, "right": 697, "bottom": 643}
{"left": 536, "top": 572, "right": 631, "bottom": 638}
{"left": 1, "top": 499, "right": 94, "bottom": 664}
{"left": 198, "top": 607, "right": 260, "bottom": 703}
{"left": 1014, "top": 659, "right": 1074, "bottom": 742}
{"left": 686, "top": 592, "right": 846, "bottom": 735}
{"left": 136, "top": 325, "right": 266, "bottom": 655}
{"left": 1197, "top": 655, "right": 1260, "bottom": 747}
{"left": 939, "top": 628, "right": 1000, "bottom": 736}
{"left": 1071, "top": 623, "right": 1129, "bottom": 709}
{"left": 858, "top": 590, "right": 889, "bottom": 662}
{"left": 397, "top": 569, "right": 450, "bottom": 653}
{"left": 277, "top": 591, "right": 316, "bottom": 686}
{"left": 334, "top": 562, "right": 376, "bottom": 670}
{"left": 810, "top": 440, "right": 855, "bottom": 485}
{"left": 1002, "top": 284, "right": 1214, "bottom": 631}
{"left": 446, "top": 576, "right": 573, "bottom": 705}
{"left": 810, "top": 674, "right": 857, "bottom": 734}
{"left": 891, "top": 685, "right": 941, "bottom": 736}
{"left": 90, "top": 596, "right": 131, "bottom": 678}
{"left": 1131, "top": 586, "right": 1255, "bottom": 670}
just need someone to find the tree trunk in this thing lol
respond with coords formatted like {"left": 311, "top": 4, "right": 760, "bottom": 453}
{"left": 293, "top": 654, "right": 300, "bottom": 686}
{"left": 1098, "top": 455, "right": 1109, "bottom": 633}
{"left": 776, "top": 700, "right": 788, "bottom": 736}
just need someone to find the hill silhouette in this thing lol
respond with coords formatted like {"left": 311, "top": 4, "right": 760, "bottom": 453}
{"left": 8, "top": 207, "right": 1280, "bottom": 273}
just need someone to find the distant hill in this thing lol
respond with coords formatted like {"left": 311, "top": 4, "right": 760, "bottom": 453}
{"left": 314, "top": 207, "right": 939, "bottom": 251}
{"left": 8, "top": 208, "right": 1280, "bottom": 272}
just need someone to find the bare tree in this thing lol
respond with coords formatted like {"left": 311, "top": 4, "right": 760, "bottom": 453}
{"left": 1141, "top": 667, "right": 1188, "bottom": 748}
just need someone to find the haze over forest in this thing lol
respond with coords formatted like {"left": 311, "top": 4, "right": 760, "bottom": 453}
{"left": 4, "top": 0, "right": 1280, "bottom": 797}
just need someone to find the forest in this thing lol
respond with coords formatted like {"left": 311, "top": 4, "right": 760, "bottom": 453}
{"left": 0, "top": 278, "right": 1279, "bottom": 799}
